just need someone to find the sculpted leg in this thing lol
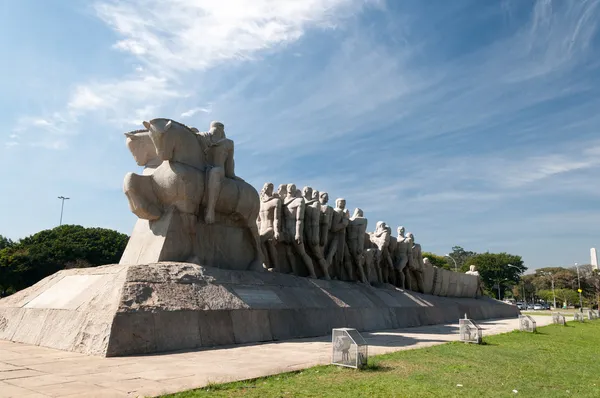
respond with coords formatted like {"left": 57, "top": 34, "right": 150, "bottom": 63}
{"left": 403, "top": 268, "right": 412, "bottom": 290}
{"left": 395, "top": 269, "right": 405, "bottom": 289}
{"left": 295, "top": 243, "right": 317, "bottom": 278}
{"left": 266, "top": 240, "right": 278, "bottom": 271}
{"left": 284, "top": 245, "right": 299, "bottom": 275}
{"left": 325, "top": 236, "right": 339, "bottom": 278}
{"left": 205, "top": 167, "right": 224, "bottom": 224}
{"left": 342, "top": 243, "right": 353, "bottom": 281}
{"left": 123, "top": 172, "right": 162, "bottom": 220}
{"left": 310, "top": 244, "right": 331, "bottom": 280}
{"left": 355, "top": 252, "right": 369, "bottom": 284}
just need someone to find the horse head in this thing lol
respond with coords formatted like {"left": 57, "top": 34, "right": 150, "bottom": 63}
{"left": 143, "top": 118, "right": 205, "bottom": 170}
{"left": 125, "top": 129, "right": 159, "bottom": 168}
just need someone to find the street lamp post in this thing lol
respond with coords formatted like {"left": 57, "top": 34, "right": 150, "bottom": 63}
{"left": 576, "top": 262, "right": 583, "bottom": 312}
{"left": 507, "top": 264, "right": 525, "bottom": 306}
{"left": 445, "top": 254, "right": 458, "bottom": 272}
{"left": 58, "top": 196, "right": 70, "bottom": 226}
{"left": 495, "top": 277, "right": 510, "bottom": 301}
{"left": 541, "top": 271, "right": 557, "bottom": 309}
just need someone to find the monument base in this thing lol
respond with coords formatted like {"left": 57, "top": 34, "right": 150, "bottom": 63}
{"left": 0, "top": 262, "right": 519, "bottom": 357}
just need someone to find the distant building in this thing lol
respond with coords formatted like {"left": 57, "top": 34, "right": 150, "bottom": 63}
{"left": 592, "top": 248, "right": 599, "bottom": 271}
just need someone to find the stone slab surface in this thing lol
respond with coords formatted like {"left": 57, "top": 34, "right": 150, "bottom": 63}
{"left": 0, "top": 316, "right": 552, "bottom": 398}
{"left": 0, "top": 262, "right": 518, "bottom": 357}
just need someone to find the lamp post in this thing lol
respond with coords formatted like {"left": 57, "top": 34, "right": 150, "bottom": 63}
{"left": 495, "top": 277, "right": 510, "bottom": 301}
{"left": 541, "top": 271, "right": 557, "bottom": 309}
{"left": 576, "top": 262, "right": 583, "bottom": 312}
{"left": 507, "top": 264, "right": 525, "bottom": 306}
{"left": 445, "top": 254, "right": 458, "bottom": 272}
{"left": 58, "top": 196, "right": 70, "bottom": 226}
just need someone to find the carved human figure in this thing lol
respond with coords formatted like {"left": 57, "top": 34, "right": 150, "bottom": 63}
{"left": 346, "top": 208, "right": 369, "bottom": 284}
{"left": 394, "top": 226, "right": 411, "bottom": 289}
{"left": 372, "top": 222, "right": 393, "bottom": 284}
{"left": 275, "top": 184, "right": 287, "bottom": 199}
{"left": 195, "top": 121, "right": 236, "bottom": 224}
{"left": 319, "top": 192, "right": 333, "bottom": 259}
{"left": 385, "top": 225, "right": 397, "bottom": 286}
{"left": 281, "top": 183, "right": 317, "bottom": 278}
{"left": 405, "top": 232, "right": 425, "bottom": 293}
{"left": 364, "top": 248, "right": 379, "bottom": 283}
{"left": 257, "top": 182, "right": 281, "bottom": 271}
{"left": 466, "top": 265, "right": 484, "bottom": 296}
{"left": 326, "top": 198, "right": 350, "bottom": 279}
{"left": 465, "top": 265, "right": 480, "bottom": 276}
{"left": 302, "top": 187, "right": 331, "bottom": 279}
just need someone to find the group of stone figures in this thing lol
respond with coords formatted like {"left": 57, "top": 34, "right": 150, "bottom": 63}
{"left": 120, "top": 118, "right": 482, "bottom": 297}
{"left": 258, "top": 183, "right": 424, "bottom": 290}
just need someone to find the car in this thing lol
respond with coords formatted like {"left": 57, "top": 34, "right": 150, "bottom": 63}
{"left": 527, "top": 304, "right": 535, "bottom": 310}
{"left": 517, "top": 303, "right": 524, "bottom": 310}
{"left": 533, "top": 304, "right": 543, "bottom": 310}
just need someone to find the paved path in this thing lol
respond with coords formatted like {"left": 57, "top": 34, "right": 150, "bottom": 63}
{"left": 0, "top": 315, "right": 552, "bottom": 398}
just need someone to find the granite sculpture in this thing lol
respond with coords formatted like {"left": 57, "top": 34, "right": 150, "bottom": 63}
{"left": 257, "top": 182, "right": 281, "bottom": 272}
{"left": 120, "top": 119, "right": 263, "bottom": 271}
{"left": 0, "top": 116, "right": 516, "bottom": 360}
{"left": 303, "top": 188, "right": 331, "bottom": 279}
{"left": 347, "top": 208, "right": 369, "bottom": 284}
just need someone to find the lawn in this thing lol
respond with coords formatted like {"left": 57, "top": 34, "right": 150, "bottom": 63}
{"left": 164, "top": 320, "right": 600, "bottom": 398}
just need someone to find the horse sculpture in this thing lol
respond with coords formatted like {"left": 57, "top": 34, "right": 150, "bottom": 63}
{"left": 122, "top": 118, "right": 263, "bottom": 271}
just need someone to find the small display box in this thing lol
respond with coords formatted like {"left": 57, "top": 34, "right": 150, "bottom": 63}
{"left": 585, "top": 310, "right": 597, "bottom": 320}
{"left": 519, "top": 314, "right": 536, "bottom": 332}
{"left": 459, "top": 315, "right": 482, "bottom": 344}
{"left": 331, "top": 328, "right": 368, "bottom": 369}
{"left": 552, "top": 312, "right": 566, "bottom": 326}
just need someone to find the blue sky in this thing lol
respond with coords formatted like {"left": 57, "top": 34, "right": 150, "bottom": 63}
{"left": 1, "top": 0, "right": 599, "bottom": 270}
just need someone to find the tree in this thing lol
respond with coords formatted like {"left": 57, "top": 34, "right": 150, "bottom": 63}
{"left": 554, "top": 289, "right": 580, "bottom": 307}
{"left": 0, "top": 235, "right": 13, "bottom": 250}
{"left": 449, "top": 246, "right": 476, "bottom": 271}
{"left": 0, "top": 225, "right": 129, "bottom": 295}
{"left": 422, "top": 252, "right": 451, "bottom": 270}
{"left": 464, "top": 252, "right": 526, "bottom": 299}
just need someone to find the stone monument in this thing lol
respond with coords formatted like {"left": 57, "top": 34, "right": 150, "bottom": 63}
{"left": 120, "top": 119, "right": 263, "bottom": 271}
{"left": 0, "top": 117, "right": 518, "bottom": 358}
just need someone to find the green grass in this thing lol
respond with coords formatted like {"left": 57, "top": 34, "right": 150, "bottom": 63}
{"left": 164, "top": 321, "right": 600, "bottom": 398}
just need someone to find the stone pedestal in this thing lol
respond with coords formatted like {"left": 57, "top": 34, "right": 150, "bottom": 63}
{"left": 0, "top": 262, "right": 519, "bottom": 357}
{"left": 120, "top": 209, "right": 254, "bottom": 270}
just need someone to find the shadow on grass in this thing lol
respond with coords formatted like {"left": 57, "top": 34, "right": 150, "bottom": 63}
{"left": 361, "top": 361, "right": 393, "bottom": 372}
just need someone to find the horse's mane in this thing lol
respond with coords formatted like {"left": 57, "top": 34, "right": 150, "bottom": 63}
{"left": 125, "top": 128, "right": 149, "bottom": 135}
{"left": 149, "top": 118, "right": 196, "bottom": 133}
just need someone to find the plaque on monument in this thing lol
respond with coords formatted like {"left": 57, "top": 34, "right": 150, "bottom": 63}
{"left": 459, "top": 314, "right": 482, "bottom": 344}
{"left": 331, "top": 328, "right": 368, "bottom": 369}
{"left": 519, "top": 314, "right": 536, "bottom": 333}
{"left": 552, "top": 312, "right": 566, "bottom": 326}
{"left": 233, "top": 288, "right": 284, "bottom": 306}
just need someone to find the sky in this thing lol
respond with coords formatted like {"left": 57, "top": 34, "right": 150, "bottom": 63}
{"left": 1, "top": 0, "right": 599, "bottom": 270}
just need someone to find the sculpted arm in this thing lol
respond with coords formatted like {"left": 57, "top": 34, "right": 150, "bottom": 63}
{"left": 295, "top": 202, "right": 305, "bottom": 244}
{"left": 274, "top": 200, "right": 281, "bottom": 239}
{"left": 225, "top": 143, "right": 236, "bottom": 178}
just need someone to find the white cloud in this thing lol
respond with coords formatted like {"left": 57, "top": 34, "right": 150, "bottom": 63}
{"left": 5, "top": 141, "right": 19, "bottom": 148}
{"left": 68, "top": 86, "right": 106, "bottom": 111}
{"left": 181, "top": 106, "right": 211, "bottom": 118}
{"left": 94, "top": 0, "right": 377, "bottom": 74}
